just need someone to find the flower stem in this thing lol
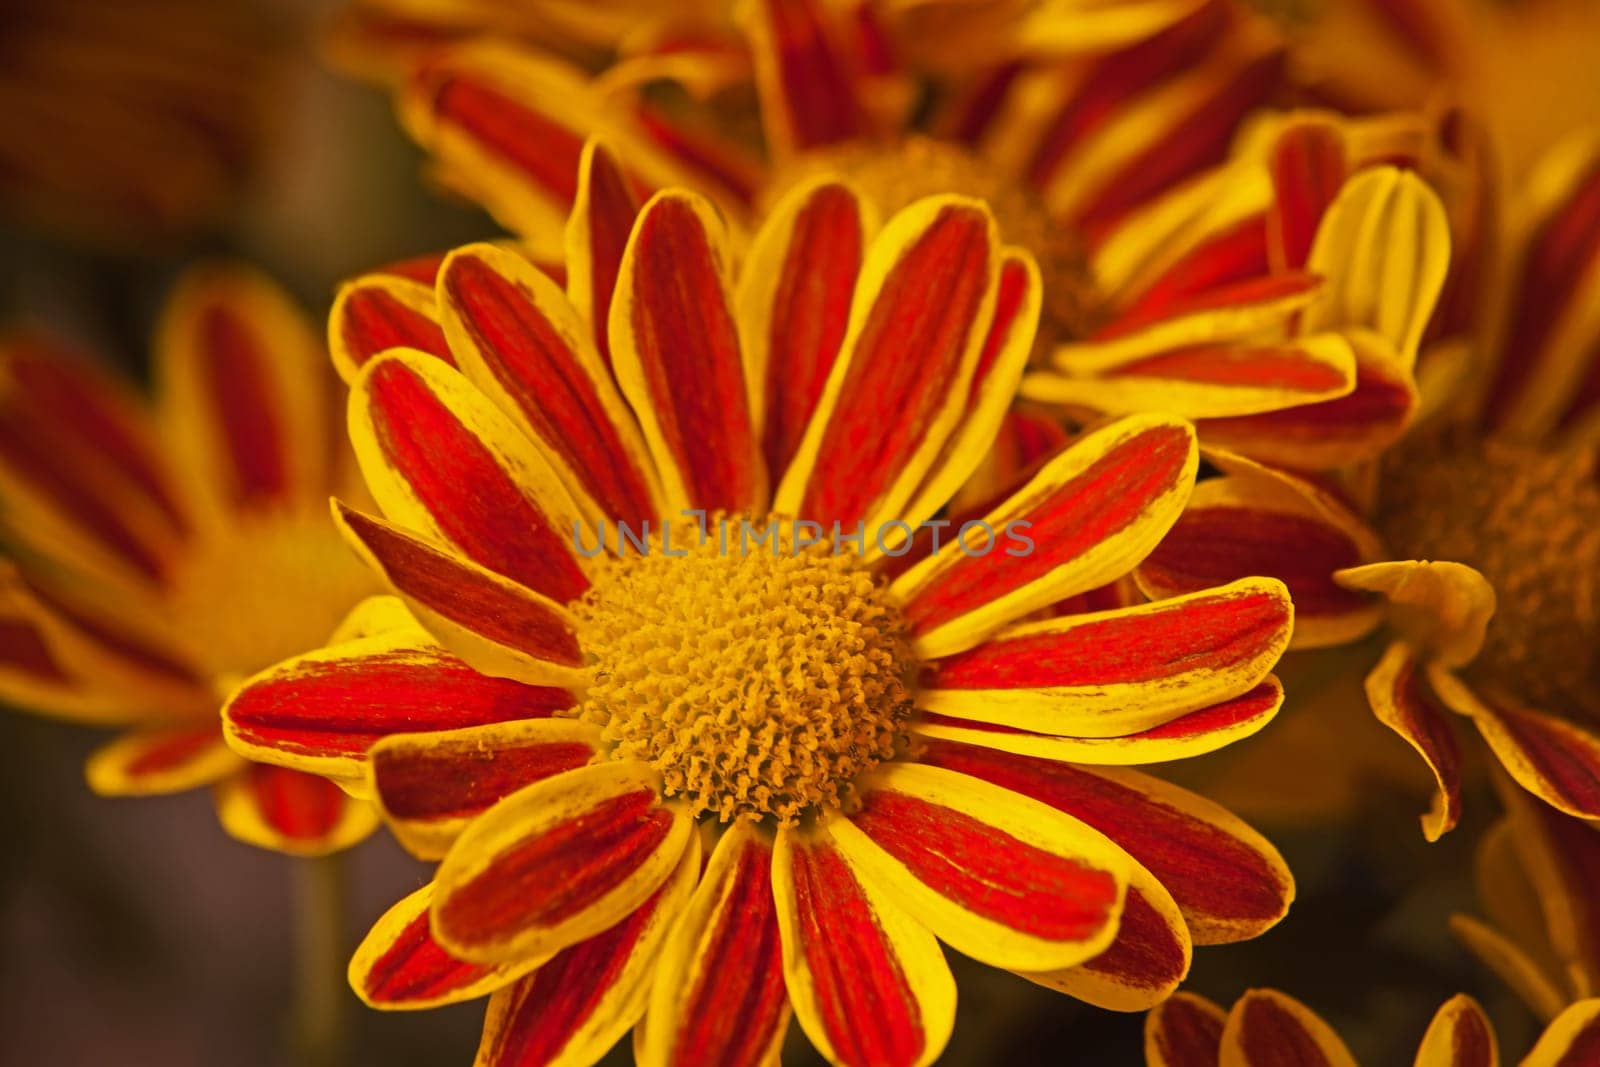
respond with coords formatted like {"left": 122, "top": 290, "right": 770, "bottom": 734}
{"left": 289, "top": 853, "right": 348, "bottom": 1067}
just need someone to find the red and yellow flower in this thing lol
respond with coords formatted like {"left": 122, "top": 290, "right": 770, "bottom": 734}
{"left": 0, "top": 266, "right": 380, "bottom": 854}
{"left": 224, "top": 151, "right": 1298, "bottom": 1064}
{"left": 1145, "top": 986, "right": 1600, "bottom": 1067}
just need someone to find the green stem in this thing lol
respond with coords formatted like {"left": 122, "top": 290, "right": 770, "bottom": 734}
{"left": 289, "top": 854, "right": 348, "bottom": 1067}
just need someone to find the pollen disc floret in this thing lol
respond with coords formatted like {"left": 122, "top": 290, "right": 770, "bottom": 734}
{"left": 568, "top": 517, "right": 915, "bottom": 824}
{"left": 1377, "top": 433, "right": 1600, "bottom": 719}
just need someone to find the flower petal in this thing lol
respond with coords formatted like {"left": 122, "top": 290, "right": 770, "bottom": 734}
{"left": 1336, "top": 561, "right": 1495, "bottom": 668}
{"left": 1146, "top": 991, "right": 1227, "bottom": 1067}
{"left": 827, "top": 762, "right": 1130, "bottom": 972}
{"left": 609, "top": 190, "right": 763, "bottom": 515}
{"left": 1362, "top": 641, "right": 1464, "bottom": 841}
{"left": 1412, "top": 994, "right": 1497, "bottom": 1067}
{"left": 916, "top": 678, "right": 1285, "bottom": 767}
{"left": 737, "top": 178, "right": 872, "bottom": 484}
{"left": 773, "top": 823, "right": 956, "bottom": 1067}
{"left": 918, "top": 576, "right": 1290, "bottom": 737}
{"left": 1520, "top": 999, "right": 1600, "bottom": 1067}
{"left": 1268, "top": 120, "right": 1348, "bottom": 272}
{"left": 1219, "top": 989, "right": 1358, "bottom": 1067}
{"left": 330, "top": 273, "right": 452, "bottom": 384}
{"left": 893, "top": 413, "right": 1197, "bottom": 659}
{"left": 775, "top": 197, "right": 1000, "bottom": 537}
{"left": 915, "top": 741, "right": 1293, "bottom": 944}
{"left": 371, "top": 719, "right": 602, "bottom": 860}
{"left": 86, "top": 725, "right": 241, "bottom": 796}
{"left": 350, "top": 883, "right": 538, "bottom": 1011}
{"left": 349, "top": 349, "right": 591, "bottom": 602}
{"left": 739, "top": 0, "right": 868, "bottom": 155}
{"left": 1449, "top": 915, "right": 1567, "bottom": 1024}
{"left": 157, "top": 265, "right": 331, "bottom": 515}
{"left": 334, "top": 501, "right": 585, "bottom": 687}
{"left": 565, "top": 138, "right": 642, "bottom": 370}
{"left": 637, "top": 821, "right": 791, "bottom": 1067}
{"left": 433, "top": 761, "right": 692, "bottom": 965}
{"left": 476, "top": 834, "right": 699, "bottom": 1067}
{"left": 1136, "top": 451, "right": 1384, "bottom": 649}
{"left": 214, "top": 764, "right": 380, "bottom": 857}
{"left": 223, "top": 628, "right": 569, "bottom": 781}
{"left": 438, "top": 241, "right": 661, "bottom": 526}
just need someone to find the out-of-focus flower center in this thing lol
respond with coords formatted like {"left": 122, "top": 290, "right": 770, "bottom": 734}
{"left": 568, "top": 516, "right": 915, "bottom": 824}
{"left": 1377, "top": 434, "right": 1600, "bottom": 719}
{"left": 167, "top": 512, "right": 379, "bottom": 694}
{"left": 768, "top": 135, "right": 1095, "bottom": 344}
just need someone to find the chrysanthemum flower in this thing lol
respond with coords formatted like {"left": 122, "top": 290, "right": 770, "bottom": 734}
{"left": 1145, "top": 986, "right": 1600, "bottom": 1067}
{"left": 225, "top": 159, "right": 1298, "bottom": 1064}
{"left": 345, "top": 0, "right": 1288, "bottom": 349}
{"left": 1452, "top": 770, "right": 1600, "bottom": 1027}
{"left": 0, "top": 0, "right": 288, "bottom": 245}
{"left": 0, "top": 266, "right": 381, "bottom": 854}
{"left": 1130, "top": 129, "right": 1600, "bottom": 840}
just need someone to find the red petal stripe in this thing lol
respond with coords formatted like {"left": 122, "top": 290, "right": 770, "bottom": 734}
{"left": 433, "top": 75, "right": 584, "bottom": 206}
{"left": 918, "top": 742, "right": 1289, "bottom": 940}
{"left": 1075, "top": 884, "right": 1188, "bottom": 995}
{"left": 1097, "top": 272, "right": 1316, "bottom": 342}
{"left": 789, "top": 837, "right": 926, "bottom": 1067}
{"left": 21, "top": 578, "right": 201, "bottom": 686}
{"left": 247, "top": 765, "right": 347, "bottom": 841}
{"left": 337, "top": 505, "right": 583, "bottom": 667}
{"left": 851, "top": 789, "right": 1119, "bottom": 940}
{"left": 0, "top": 617, "right": 67, "bottom": 682}
{"left": 227, "top": 649, "right": 566, "bottom": 760}
{"left": 338, "top": 286, "right": 453, "bottom": 370}
{"left": 442, "top": 252, "right": 655, "bottom": 525}
{"left": 1148, "top": 993, "right": 1225, "bottom": 1067}
{"left": 761, "top": 184, "right": 864, "bottom": 480}
{"left": 1199, "top": 356, "right": 1416, "bottom": 448}
{"left": 1235, "top": 992, "right": 1338, "bottom": 1066}
{"left": 1114, "top": 215, "right": 1271, "bottom": 330}
{"left": 1269, "top": 122, "right": 1347, "bottom": 271}
{"left": 438, "top": 790, "right": 674, "bottom": 946}
{"left": 1107, "top": 343, "right": 1349, "bottom": 391}
{"left": 800, "top": 204, "right": 993, "bottom": 527}
{"left": 922, "top": 583, "right": 1287, "bottom": 691}
{"left": 622, "top": 196, "right": 757, "bottom": 512}
{"left": 362, "top": 906, "right": 500, "bottom": 1006}
{"left": 375, "top": 740, "right": 594, "bottom": 823}
{"left": 125, "top": 727, "right": 223, "bottom": 777}
{"left": 756, "top": 0, "right": 866, "bottom": 150}
{"left": 574, "top": 143, "right": 640, "bottom": 370}
{"left": 1493, "top": 705, "right": 1600, "bottom": 820}
{"left": 363, "top": 359, "right": 588, "bottom": 600}
{"left": 197, "top": 300, "right": 290, "bottom": 506}
{"left": 903, "top": 423, "right": 1193, "bottom": 637}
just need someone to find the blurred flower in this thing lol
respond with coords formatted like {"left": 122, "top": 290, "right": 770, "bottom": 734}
{"left": 223, "top": 157, "right": 1298, "bottom": 1064}
{"left": 0, "top": 266, "right": 380, "bottom": 855}
{"left": 1144, "top": 986, "right": 1600, "bottom": 1066}
{"left": 0, "top": 0, "right": 290, "bottom": 246}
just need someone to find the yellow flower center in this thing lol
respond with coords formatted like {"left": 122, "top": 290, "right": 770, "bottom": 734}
{"left": 167, "top": 510, "right": 380, "bottom": 693}
{"left": 567, "top": 516, "right": 916, "bottom": 824}
{"left": 1377, "top": 434, "right": 1600, "bottom": 720}
{"left": 768, "top": 135, "right": 1096, "bottom": 344}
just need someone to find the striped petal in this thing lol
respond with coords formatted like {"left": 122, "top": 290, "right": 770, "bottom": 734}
{"left": 223, "top": 628, "right": 569, "bottom": 781}
{"left": 214, "top": 764, "right": 379, "bottom": 857}
{"left": 916, "top": 678, "right": 1285, "bottom": 767}
{"left": 918, "top": 576, "right": 1290, "bottom": 737}
{"left": 1413, "top": 995, "right": 1497, "bottom": 1067}
{"left": 1146, "top": 991, "right": 1227, "bottom": 1067}
{"left": 1219, "top": 989, "right": 1358, "bottom": 1067}
{"left": 1084, "top": 273, "right": 1320, "bottom": 362}
{"left": 893, "top": 413, "right": 1197, "bottom": 659}
{"left": 1268, "top": 120, "right": 1348, "bottom": 272}
{"left": 737, "top": 178, "right": 872, "bottom": 484}
{"left": 349, "top": 349, "right": 591, "bottom": 602}
{"left": 1363, "top": 641, "right": 1464, "bottom": 841}
{"left": 1521, "top": 999, "right": 1600, "bottom": 1067}
{"left": 1449, "top": 915, "right": 1568, "bottom": 1024}
{"left": 350, "top": 883, "right": 539, "bottom": 1011}
{"left": 637, "top": 822, "right": 790, "bottom": 1067}
{"left": 915, "top": 742, "right": 1293, "bottom": 944}
{"left": 371, "top": 719, "right": 602, "bottom": 860}
{"left": 775, "top": 196, "right": 1002, "bottom": 537}
{"left": 86, "top": 724, "right": 241, "bottom": 796}
{"left": 773, "top": 823, "right": 956, "bottom": 1067}
{"left": 1429, "top": 671, "right": 1600, "bottom": 821}
{"left": 438, "top": 241, "right": 660, "bottom": 526}
{"left": 739, "top": 0, "right": 869, "bottom": 156}
{"left": 330, "top": 273, "right": 452, "bottom": 384}
{"left": 1136, "top": 451, "right": 1384, "bottom": 650}
{"left": 476, "top": 836, "right": 699, "bottom": 1067}
{"left": 827, "top": 762, "right": 1130, "bottom": 972}
{"left": 1020, "top": 857, "right": 1190, "bottom": 1012}
{"left": 609, "top": 190, "right": 763, "bottom": 515}
{"left": 157, "top": 265, "right": 331, "bottom": 516}
{"left": 334, "top": 502, "right": 585, "bottom": 687}
{"left": 1027, "top": 334, "right": 1357, "bottom": 420}
{"left": 565, "top": 138, "right": 642, "bottom": 370}
{"left": 432, "top": 761, "right": 692, "bottom": 965}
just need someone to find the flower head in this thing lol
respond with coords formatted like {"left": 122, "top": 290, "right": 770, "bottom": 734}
{"left": 226, "top": 153, "right": 1299, "bottom": 1063}
{"left": 0, "top": 266, "right": 380, "bottom": 854}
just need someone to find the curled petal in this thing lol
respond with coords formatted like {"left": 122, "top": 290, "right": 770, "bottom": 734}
{"left": 1336, "top": 560, "right": 1495, "bottom": 668}
{"left": 1362, "top": 641, "right": 1464, "bottom": 841}
{"left": 1520, "top": 999, "right": 1600, "bottom": 1067}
